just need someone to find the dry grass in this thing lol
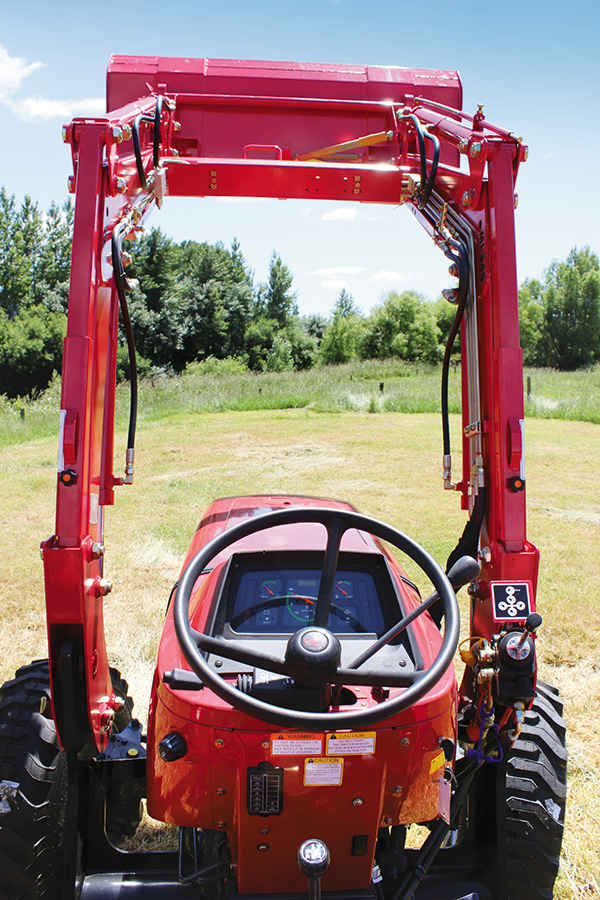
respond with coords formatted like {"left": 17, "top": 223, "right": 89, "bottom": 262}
{"left": 0, "top": 410, "right": 598, "bottom": 897}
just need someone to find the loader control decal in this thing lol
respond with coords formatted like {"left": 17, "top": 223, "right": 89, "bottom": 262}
{"left": 271, "top": 734, "right": 323, "bottom": 755}
{"left": 490, "top": 582, "right": 532, "bottom": 623}
{"left": 304, "top": 757, "right": 344, "bottom": 786}
{"left": 325, "top": 732, "right": 376, "bottom": 755}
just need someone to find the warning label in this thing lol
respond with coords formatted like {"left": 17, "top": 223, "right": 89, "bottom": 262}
{"left": 304, "top": 757, "right": 344, "bottom": 786}
{"left": 326, "top": 732, "right": 376, "bottom": 755}
{"left": 271, "top": 734, "right": 323, "bottom": 756}
{"left": 429, "top": 750, "right": 446, "bottom": 774}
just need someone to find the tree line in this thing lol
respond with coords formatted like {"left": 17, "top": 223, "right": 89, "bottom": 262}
{"left": 0, "top": 187, "right": 599, "bottom": 399}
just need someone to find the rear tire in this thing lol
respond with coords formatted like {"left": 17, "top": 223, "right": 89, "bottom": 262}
{"left": 0, "top": 661, "right": 67, "bottom": 900}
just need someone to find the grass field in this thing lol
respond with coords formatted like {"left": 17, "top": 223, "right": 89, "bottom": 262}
{"left": 1, "top": 366, "right": 599, "bottom": 897}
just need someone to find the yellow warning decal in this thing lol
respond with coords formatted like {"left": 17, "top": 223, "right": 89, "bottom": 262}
{"left": 429, "top": 750, "right": 446, "bottom": 774}
{"left": 304, "top": 757, "right": 344, "bottom": 786}
{"left": 325, "top": 732, "right": 376, "bottom": 755}
{"left": 271, "top": 734, "right": 323, "bottom": 756}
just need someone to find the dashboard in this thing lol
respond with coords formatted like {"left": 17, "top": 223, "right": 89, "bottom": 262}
{"left": 227, "top": 564, "right": 386, "bottom": 635}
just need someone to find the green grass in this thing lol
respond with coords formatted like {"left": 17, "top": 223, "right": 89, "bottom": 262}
{"left": 2, "top": 361, "right": 600, "bottom": 450}
{"left": 0, "top": 405, "right": 599, "bottom": 897}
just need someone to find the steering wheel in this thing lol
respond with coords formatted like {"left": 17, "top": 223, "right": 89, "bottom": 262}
{"left": 174, "top": 507, "right": 459, "bottom": 728}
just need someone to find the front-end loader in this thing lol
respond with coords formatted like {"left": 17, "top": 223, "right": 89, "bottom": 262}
{"left": 0, "top": 57, "right": 566, "bottom": 900}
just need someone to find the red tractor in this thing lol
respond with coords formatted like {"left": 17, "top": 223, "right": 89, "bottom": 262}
{"left": 0, "top": 58, "right": 566, "bottom": 900}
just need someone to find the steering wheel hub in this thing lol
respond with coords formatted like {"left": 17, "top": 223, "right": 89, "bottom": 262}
{"left": 285, "top": 627, "right": 342, "bottom": 687}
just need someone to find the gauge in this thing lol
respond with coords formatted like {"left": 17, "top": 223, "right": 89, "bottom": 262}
{"left": 285, "top": 578, "right": 318, "bottom": 624}
{"left": 259, "top": 578, "right": 283, "bottom": 600}
{"left": 333, "top": 579, "right": 354, "bottom": 601}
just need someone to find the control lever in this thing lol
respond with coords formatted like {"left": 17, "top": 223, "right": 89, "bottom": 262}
{"left": 516, "top": 612, "right": 543, "bottom": 650}
{"left": 297, "top": 839, "right": 330, "bottom": 900}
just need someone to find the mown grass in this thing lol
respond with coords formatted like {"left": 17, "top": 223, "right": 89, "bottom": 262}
{"left": 0, "top": 365, "right": 599, "bottom": 897}
{"left": 1, "top": 360, "right": 600, "bottom": 449}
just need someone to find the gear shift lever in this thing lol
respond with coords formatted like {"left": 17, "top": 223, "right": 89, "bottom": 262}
{"left": 297, "top": 839, "right": 330, "bottom": 900}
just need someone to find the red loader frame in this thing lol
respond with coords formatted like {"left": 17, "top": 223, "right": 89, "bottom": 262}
{"left": 45, "top": 56, "right": 535, "bottom": 763}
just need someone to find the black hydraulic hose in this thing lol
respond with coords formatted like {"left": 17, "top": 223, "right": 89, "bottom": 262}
{"left": 399, "top": 114, "right": 427, "bottom": 191}
{"left": 420, "top": 131, "right": 440, "bottom": 208}
{"left": 440, "top": 239, "right": 469, "bottom": 457}
{"left": 153, "top": 95, "right": 164, "bottom": 167}
{"left": 111, "top": 224, "right": 138, "bottom": 456}
{"left": 132, "top": 95, "right": 165, "bottom": 190}
{"left": 399, "top": 114, "right": 439, "bottom": 209}
{"left": 446, "top": 488, "right": 486, "bottom": 573}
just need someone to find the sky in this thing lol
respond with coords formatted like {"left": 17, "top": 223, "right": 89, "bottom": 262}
{"left": 1, "top": 0, "right": 599, "bottom": 318}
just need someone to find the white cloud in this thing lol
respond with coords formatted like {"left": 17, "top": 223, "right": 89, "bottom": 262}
{"left": 322, "top": 280, "right": 347, "bottom": 291}
{"left": 314, "top": 266, "right": 366, "bottom": 278}
{"left": 300, "top": 207, "right": 313, "bottom": 217}
{"left": 0, "top": 45, "right": 43, "bottom": 99}
{"left": 0, "top": 44, "right": 103, "bottom": 121}
{"left": 321, "top": 207, "right": 359, "bottom": 222}
{"left": 369, "top": 269, "right": 415, "bottom": 283}
{"left": 14, "top": 95, "right": 105, "bottom": 121}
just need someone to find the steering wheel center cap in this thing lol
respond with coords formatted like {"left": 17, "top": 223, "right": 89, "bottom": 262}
{"left": 300, "top": 630, "right": 330, "bottom": 652}
{"left": 285, "top": 626, "right": 342, "bottom": 687}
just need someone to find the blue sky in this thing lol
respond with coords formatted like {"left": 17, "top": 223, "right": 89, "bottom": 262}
{"left": 1, "top": 0, "right": 598, "bottom": 317}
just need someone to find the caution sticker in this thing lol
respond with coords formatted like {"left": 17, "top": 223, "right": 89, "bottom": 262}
{"left": 304, "top": 757, "right": 344, "bottom": 786}
{"left": 271, "top": 734, "right": 323, "bottom": 756}
{"left": 429, "top": 750, "right": 446, "bottom": 775}
{"left": 326, "top": 732, "right": 376, "bottom": 756}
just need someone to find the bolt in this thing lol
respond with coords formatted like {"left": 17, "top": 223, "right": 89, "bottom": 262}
{"left": 218, "top": 821, "right": 227, "bottom": 829}
{"left": 91, "top": 542, "right": 105, "bottom": 560}
{"left": 478, "top": 546, "right": 492, "bottom": 564}
{"left": 215, "top": 659, "right": 223, "bottom": 668}
{"left": 127, "top": 748, "right": 139, "bottom": 757}
{"left": 522, "top": 146, "right": 529, "bottom": 162}
{"left": 170, "top": 148, "right": 179, "bottom": 157}
{"left": 122, "top": 124, "right": 132, "bottom": 141}
{"left": 260, "top": 828, "right": 269, "bottom": 835}
{"left": 214, "top": 738, "right": 225, "bottom": 748}
{"left": 261, "top": 741, "right": 269, "bottom": 750}
{"left": 461, "top": 189, "right": 474, "bottom": 208}
{"left": 98, "top": 578, "right": 112, "bottom": 596}
{"left": 352, "top": 798, "right": 364, "bottom": 807}
{"left": 354, "top": 175, "right": 361, "bottom": 182}
{"left": 383, "top": 816, "right": 393, "bottom": 826}
{"left": 173, "top": 121, "right": 182, "bottom": 132}
{"left": 112, "top": 127, "right": 123, "bottom": 143}
{"left": 121, "top": 251, "right": 132, "bottom": 268}
{"left": 392, "top": 785, "right": 402, "bottom": 795}
{"left": 514, "top": 194, "right": 519, "bottom": 209}
{"left": 458, "top": 139, "right": 469, "bottom": 154}
{"left": 67, "top": 176, "right": 76, "bottom": 194}
{"left": 62, "top": 126, "right": 68, "bottom": 143}
{"left": 469, "top": 142, "right": 482, "bottom": 159}
{"left": 116, "top": 177, "right": 127, "bottom": 193}
{"left": 400, "top": 737, "right": 410, "bottom": 747}
{"left": 257, "top": 843, "right": 269, "bottom": 852}
{"left": 216, "top": 788, "right": 226, "bottom": 796}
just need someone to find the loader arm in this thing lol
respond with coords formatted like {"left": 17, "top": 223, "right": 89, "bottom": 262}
{"left": 43, "top": 56, "right": 536, "bottom": 755}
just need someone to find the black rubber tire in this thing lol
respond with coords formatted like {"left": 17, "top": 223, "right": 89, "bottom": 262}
{"left": 0, "top": 660, "right": 67, "bottom": 900}
{"left": 498, "top": 680, "right": 567, "bottom": 899}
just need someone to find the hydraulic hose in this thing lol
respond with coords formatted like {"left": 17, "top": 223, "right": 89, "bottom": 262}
{"left": 111, "top": 223, "right": 138, "bottom": 470}
{"left": 132, "top": 95, "right": 165, "bottom": 190}
{"left": 440, "top": 237, "right": 469, "bottom": 458}
{"left": 399, "top": 114, "right": 439, "bottom": 209}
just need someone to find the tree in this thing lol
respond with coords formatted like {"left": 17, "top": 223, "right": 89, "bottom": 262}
{"left": 519, "top": 246, "right": 600, "bottom": 370}
{"left": 261, "top": 251, "right": 298, "bottom": 327}
{"left": 320, "top": 290, "right": 365, "bottom": 364}
{"left": 361, "top": 291, "right": 441, "bottom": 363}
